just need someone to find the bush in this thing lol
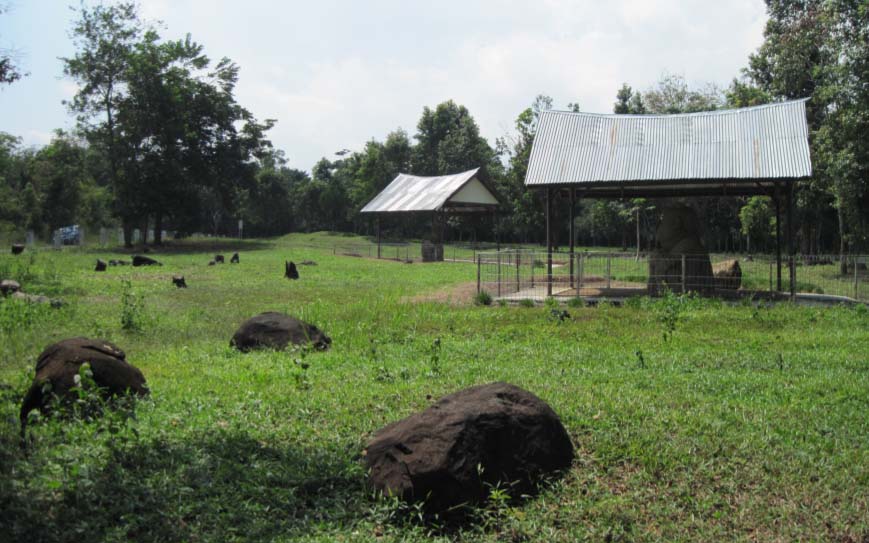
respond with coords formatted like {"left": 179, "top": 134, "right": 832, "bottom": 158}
{"left": 474, "top": 290, "right": 493, "bottom": 306}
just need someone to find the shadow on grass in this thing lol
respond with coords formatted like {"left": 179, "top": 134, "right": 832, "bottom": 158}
{"left": 79, "top": 239, "right": 276, "bottom": 256}
{"left": 2, "top": 428, "right": 368, "bottom": 542}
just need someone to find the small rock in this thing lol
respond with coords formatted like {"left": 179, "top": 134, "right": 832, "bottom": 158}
{"left": 285, "top": 261, "right": 299, "bottom": 280}
{"left": 172, "top": 275, "right": 187, "bottom": 288}
{"left": 132, "top": 255, "right": 161, "bottom": 267}
{"left": 208, "top": 260, "right": 215, "bottom": 266}
{"left": 214, "top": 254, "right": 225, "bottom": 264}
{"left": 1, "top": 279, "right": 21, "bottom": 296}
{"left": 230, "top": 253, "right": 240, "bottom": 264}
{"left": 11, "top": 291, "right": 62, "bottom": 307}
{"left": 95, "top": 259, "right": 107, "bottom": 272}
{"left": 300, "top": 260, "right": 317, "bottom": 266}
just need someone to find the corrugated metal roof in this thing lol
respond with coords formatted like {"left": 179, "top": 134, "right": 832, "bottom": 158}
{"left": 525, "top": 99, "right": 812, "bottom": 187}
{"left": 360, "top": 168, "right": 497, "bottom": 213}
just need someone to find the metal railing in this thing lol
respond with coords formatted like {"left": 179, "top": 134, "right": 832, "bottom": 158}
{"left": 476, "top": 249, "right": 869, "bottom": 303}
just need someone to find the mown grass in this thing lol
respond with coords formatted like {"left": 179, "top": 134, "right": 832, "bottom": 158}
{"left": 1, "top": 231, "right": 868, "bottom": 542}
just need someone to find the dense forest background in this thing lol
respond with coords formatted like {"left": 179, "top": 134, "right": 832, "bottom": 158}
{"left": 0, "top": 1, "right": 866, "bottom": 254}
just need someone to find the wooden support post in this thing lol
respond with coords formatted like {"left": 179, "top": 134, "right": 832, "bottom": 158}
{"left": 546, "top": 188, "right": 553, "bottom": 297}
{"left": 530, "top": 251, "right": 535, "bottom": 288}
{"left": 681, "top": 254, "right": 687, "bottom": 293}
{"left": 854, "top": 256, "right": 859, "bottom": 300}
{"left": 476, "top": 255, "right": 481, "bottom": 294}
{"left": 578, "top": 252, "right": 584, "bottom": 294}
{"left": 569, "top": 188, "right": 575, "bottom": 288}
{"left": 606, "top": 252, "right": 612, "bottom": 290}
{"left": 377, "top": 217, "right": 382, "bottom": 259}
{"left": 773, "top": 183, "right": 782, "bottom": 291}
{"left": 787, "top": 182, "right": 796, "bottom": 299}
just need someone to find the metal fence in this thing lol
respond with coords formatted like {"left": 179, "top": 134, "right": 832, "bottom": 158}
{"left": 477, "top": 249, "right": 869, "bottom": 303}
{"left": 332, "top": 242, "right": 504, "bottom": 263}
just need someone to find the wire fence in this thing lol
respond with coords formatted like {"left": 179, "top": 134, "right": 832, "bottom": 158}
{"left": 477, "top": 249, "right": 869, "bottom": 303}
{"left": 332, "top": 242, "right": 503, "bottom": 263}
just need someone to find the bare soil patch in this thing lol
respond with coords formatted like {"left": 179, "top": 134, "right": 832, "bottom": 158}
{"left": 405, "top": 282, "right": 478, "bottom": 306}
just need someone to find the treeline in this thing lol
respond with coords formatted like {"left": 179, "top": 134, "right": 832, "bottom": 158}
{"left": 0, "top": 1, "right": 866, "bottom": 254}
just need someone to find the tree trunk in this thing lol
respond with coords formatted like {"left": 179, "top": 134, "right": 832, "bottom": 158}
{"left": 122, "top": 220, "right": 134, "bottom": 249}
{"left": 838, "top": 206, "right": 848, "bottom": 275}
{"left": 154, "top": 213, "right": 163, "bottom": 245}
{"left": 140, "top": 218, "right": 149, "bottom": 247}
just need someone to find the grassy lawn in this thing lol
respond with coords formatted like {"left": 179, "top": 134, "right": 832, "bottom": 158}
{"left": 1, "top": 231, "right": 867, "bottom": 542}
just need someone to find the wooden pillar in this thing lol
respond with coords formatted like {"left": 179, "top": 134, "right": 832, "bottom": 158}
{"left": 376, "top": 216, "right": 382, "bottom": 259}
{"left": 569, "top": 188, "right": 575, "bottom": 288}
{"left": 787, "top": 181, "right": 796, "bottom": 298}
{"left": 546, "top": 188, "right": 553, "bottom": 296}
{"left": 773, "top": 182, "right": 782, "bottom": 291}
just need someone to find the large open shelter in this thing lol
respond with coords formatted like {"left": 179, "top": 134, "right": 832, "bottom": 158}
{"left": 360, "top": 168, "right": 501, "bottom": 261}
{"left": 522, "top": 99, "right": 813, "bottom": 298}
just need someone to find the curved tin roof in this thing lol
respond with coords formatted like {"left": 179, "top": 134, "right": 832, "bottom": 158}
{"left": 360, "top": 168, "right": 499, "bottom": 213}
{"left": 525, "top": 99, "right": 812, "bottom": 188}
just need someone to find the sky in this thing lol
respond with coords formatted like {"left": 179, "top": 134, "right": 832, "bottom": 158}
{"left": 0, "top": 0, "right": 768, "bottom": 172}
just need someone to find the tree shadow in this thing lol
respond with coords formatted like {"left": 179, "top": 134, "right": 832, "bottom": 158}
{"left": 4, "top": 429, "right": 369, "bottom": 542}
{"left": 80, "top": 239, "right": 275, "bottom": 256}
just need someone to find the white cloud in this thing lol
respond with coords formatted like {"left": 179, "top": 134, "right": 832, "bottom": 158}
{"left": 0, "top": 0, "right": 770, "bottom": 170}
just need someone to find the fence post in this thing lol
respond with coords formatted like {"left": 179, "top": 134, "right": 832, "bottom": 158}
{"left": 680, "top": 254, "right": 687, "bottom": 293}
{"left": 476, "top": 255, "right": 481, "bottom": 295}
{"left": 578, "top": 252, "right": 584, "bottom": 294}
{"left": 530, "top": 252, "right": 535, "bottom": 288}
{"left": 769, "top": 260, "right": 773, "bottom": 292}
{"left": 516, "top": 251, "right": 521, "bottom": 293}
{"left": 497, "top": 250, "right": 502, "bottom": 297}
{"left": 606, "top": 253, "right": 612, "bottom": 290}
{"left": 855, "top": 256, "right": 859, "bottom": 300}
{"left": 790, "top": 256, "right": 796, "bottom": 300}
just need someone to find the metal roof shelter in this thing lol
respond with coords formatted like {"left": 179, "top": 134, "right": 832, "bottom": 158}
{"left": 360, "top": 168, "right": 501, "bottom": 259}
{"left": 524, "top": 99, "right": 813, "bottom": 296}
{"left": 360, "top": 168, "right": 500, "bottom": 214}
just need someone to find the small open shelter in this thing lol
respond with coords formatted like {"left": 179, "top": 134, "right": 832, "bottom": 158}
{"left": 360, "top": 168, "right": 501, "bottom": 260}
{"left": 524, "top": 99, "right": 813, "bottom": 296}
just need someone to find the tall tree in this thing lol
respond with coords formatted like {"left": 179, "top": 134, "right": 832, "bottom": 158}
{"left": 63, "top": 2, "right": 143, "bottom": 245}
{"left": 746, "top": 0, "right": 868, "bottom": 262}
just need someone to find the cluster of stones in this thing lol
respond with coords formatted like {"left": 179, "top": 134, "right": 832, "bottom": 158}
{"left": 1, "top": 278, "right": 63, "bottom": 308}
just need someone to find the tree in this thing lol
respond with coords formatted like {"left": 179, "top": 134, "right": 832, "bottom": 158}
{"left": 64, "top": 2, "right": 274, "bottom": 244}
{"left": 412, "top": 100, "right": 497, "bottom": 177}
{"left": 0, "top": 4, "right": 25, "bottom": 85}
{"left": 63, "top": 1, "right": 143, "bottom": 245}
{"left": 739, "top": 196, "right": 775, "bottom": 253}
{"left": 746, "top": 0, "right": 869, "bottom": 265}
{"left": 642, "top": 73, "right": 723, "bottom": 114}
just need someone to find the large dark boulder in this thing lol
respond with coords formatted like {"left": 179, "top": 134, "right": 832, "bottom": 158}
{"left": 230, "top": 253, "right": 240, "bottom": 264}
{"left": 172, "top": 275, "right": 187, "bottom": 288}
{"left": 230, "top": 312, "right": 331, "bottom": 352}
{"left": 214, "top": 254, "right": 225, "bottom": 264}
{"left": 95, "top": 259, "right": 107, "bottom": 272}
{"left": 11, "top": 243, "right": 25, "bottom": 255}
{"left": 19, "top": 338, "right": 149, "bottom": 434}
{"left": 132, "top": 255, "right": 162, "bottom": 267}
{"left": 364, "top": 382, "right": 574, "bottom": 513}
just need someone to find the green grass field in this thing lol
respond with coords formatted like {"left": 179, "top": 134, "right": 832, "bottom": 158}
{"left": 1, "top": 232, "right": 868, "bottom": 542}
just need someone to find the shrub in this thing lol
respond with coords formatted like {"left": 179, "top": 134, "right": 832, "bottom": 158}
{"left": 474, "top": 290, "right": 493, "bottom": 306}
{"left": 519, "top": 298, "right": 535, "bottom": 308}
